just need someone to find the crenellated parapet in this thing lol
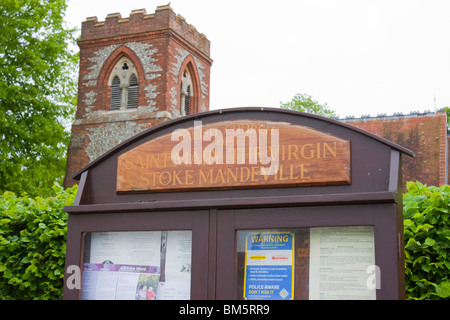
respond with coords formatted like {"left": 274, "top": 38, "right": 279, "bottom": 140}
{"left": 80, "top": 5, "right": 210, "bottom": 57}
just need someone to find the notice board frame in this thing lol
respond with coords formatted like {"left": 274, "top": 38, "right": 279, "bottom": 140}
{"left": 64, "top": 209, "right": 210, "bottom": 300}
{"left": 63, "top": 107, "right": 413, "bottom": 300}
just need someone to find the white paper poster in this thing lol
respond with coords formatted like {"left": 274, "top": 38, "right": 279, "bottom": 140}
{"left": 165, "top": 230, "right": 192, "bottom": 282}
{"left": 309, "top": 226, "right": 376, "bottom": 300}
{"left": 160, "top": 230, "right": 192, "bottom": 299}
{"left": 90, "top": 231, "right": 161, "bottom": 266}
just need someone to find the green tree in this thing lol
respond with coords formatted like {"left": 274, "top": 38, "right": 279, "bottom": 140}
{"left": 280, "top": 93, "right": 337, "bottom": 118}
{"left": 0, "top": 0, "right": 78, "bottom": 197}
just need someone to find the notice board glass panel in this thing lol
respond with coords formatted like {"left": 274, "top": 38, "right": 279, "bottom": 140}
{"left": 81, "top": 230, "right": 192, "bottom": 300}
{"left": 236, "top": 226, "right": 375, "bottom": 300}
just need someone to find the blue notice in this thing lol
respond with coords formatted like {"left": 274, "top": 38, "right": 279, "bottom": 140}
{"left": 244, "top": 232, "right": 294, "bottom": 300}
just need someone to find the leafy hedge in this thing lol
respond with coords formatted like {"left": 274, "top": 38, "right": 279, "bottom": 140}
{"left": 404, "top": 181, "right": 450, "bottom": 299}
{"left": 0, "top": 185, "right": 77, "bottom": 300}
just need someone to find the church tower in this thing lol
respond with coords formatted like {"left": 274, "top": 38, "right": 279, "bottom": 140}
{"left": 64, "top": 5, "right": 212, "bottom": 187}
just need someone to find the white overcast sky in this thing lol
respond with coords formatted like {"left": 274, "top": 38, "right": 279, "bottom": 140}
{"left": 66, "top": 0, "right": 450, "bottom": 118}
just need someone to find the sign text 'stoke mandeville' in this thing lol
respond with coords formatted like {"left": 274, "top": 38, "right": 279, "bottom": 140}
{"left": 116, "top": 120, "right": 351, "bottom": 192}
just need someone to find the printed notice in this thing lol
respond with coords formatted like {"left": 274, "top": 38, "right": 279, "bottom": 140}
{"left": 309, "top": 226, "right": 376, "bottom": 300}
{"left": 164, "top": 230, "right": 192, "bottom": 282}
{"left": 244, "top": 232, "right": 294, "bottom": 300}
{"left": 81, "top": 264, "right": 160, "bottom": 300}
{"left": 159, "top": 230, "right": 192, "bottom": 300}
{"left": 83, "top": 231, "right": 192, "bottom": 300}
{"left": 89, "top": 231, "right": 161, "bottom": 266}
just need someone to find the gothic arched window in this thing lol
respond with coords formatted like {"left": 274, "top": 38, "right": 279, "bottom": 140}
{"left": 108, "top": 57, "right": 138, "bottom": 110}
{"left": 180, "top": 68, "right": 193, "bottom": 116}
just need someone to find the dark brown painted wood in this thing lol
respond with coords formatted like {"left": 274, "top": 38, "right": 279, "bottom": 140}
{"left": 64, "top": 108, "right": 412, "bottom": 300}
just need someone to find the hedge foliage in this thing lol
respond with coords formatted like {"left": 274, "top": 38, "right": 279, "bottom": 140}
{"left": 404, "top": 181, "right": 450, "bottom": 300}
{"left": 0, "top": 184, "right": 77, "bottom": 300}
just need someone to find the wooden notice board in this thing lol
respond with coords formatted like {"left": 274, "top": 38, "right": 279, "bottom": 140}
{"left": 65, "top": 108, "right": 414, "bottom": 300}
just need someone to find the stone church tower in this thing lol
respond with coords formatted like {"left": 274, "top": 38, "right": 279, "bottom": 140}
{"left": 64, "top": 5, "right": 212, "bottom": 187}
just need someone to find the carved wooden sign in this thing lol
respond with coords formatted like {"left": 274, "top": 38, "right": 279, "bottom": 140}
{"left": 117, "top": 120, "right": 351, "bottom": 192}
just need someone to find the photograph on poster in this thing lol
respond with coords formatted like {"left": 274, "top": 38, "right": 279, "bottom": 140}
{"left": 236, "top": 226, "right": 376, "bottom": 300}
{"left": 81, "top": 230, "right": 192, "bottom": 300}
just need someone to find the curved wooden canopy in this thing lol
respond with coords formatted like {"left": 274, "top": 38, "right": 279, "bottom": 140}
{"left": 73, "top": 107, "right": 414, "bottom": 181}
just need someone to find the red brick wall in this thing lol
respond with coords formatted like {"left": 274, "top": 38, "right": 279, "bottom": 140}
{"left": 64, "top": 5, "right": 212, "bottom": 188}
{"left": 343, "top": 112, "right": 448, "bottom": 188}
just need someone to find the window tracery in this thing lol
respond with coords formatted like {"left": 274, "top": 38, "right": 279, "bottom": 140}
{"left": 108, "top": 57, "right": 138, "bottom": 110}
